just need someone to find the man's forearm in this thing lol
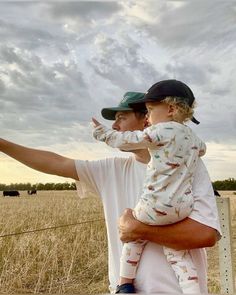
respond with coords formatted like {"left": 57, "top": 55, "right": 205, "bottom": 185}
{"left": 0, "top": 138, "right": 78, "bottom": 180}
{"left": 136, "top": 218, "right": 217, "bottom": 250}
{"left": 119, "top": 209, "right": 218, "bottom": 250}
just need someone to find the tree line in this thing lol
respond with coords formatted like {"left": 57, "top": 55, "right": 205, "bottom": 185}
{"left": 0, "top": 182, "right": 76, "bottom": 191}
{"left": 0, "top": 178, "right": 236, "bottom": 191}
{"left": 212, "top": 178, "right": 236, "bottom": 191}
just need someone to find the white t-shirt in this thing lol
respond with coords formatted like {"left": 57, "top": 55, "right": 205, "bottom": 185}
{"left": 75, "top": 156, "right": 221, "bottom": 294}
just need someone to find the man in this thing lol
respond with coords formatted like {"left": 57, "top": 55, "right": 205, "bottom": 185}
{"left": 0, "top": 90, "right": 220, "bottom": 293}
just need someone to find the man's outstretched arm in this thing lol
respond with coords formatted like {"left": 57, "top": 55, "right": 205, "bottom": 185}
{"left": 0, "top": 138, "right": 79, "bottom": 180}
{"left": 119, "top": 208, "right": 218, "bottom": 250}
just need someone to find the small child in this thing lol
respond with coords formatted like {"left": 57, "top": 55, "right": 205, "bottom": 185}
{"left": 93, "top": 80, "right": 206, "bottom": 294}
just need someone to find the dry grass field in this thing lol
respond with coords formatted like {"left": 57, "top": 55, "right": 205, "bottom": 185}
{"left": 0, "top": 191, "right": 108, "bottom": 294}
{"left": 0, "top": 190, "right": 235, "bottom": 294}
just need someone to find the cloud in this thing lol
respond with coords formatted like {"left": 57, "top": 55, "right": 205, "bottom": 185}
{"left": 203, "top": 142, "right": 236, "bottom": 180}
{"left": 124, "top": 1, "right": 236, "bottom": 50}
{"left": 47, "top": 2, "right": 122, "bottom": 20}
{"left": 0, "top": 44, "right": 94, "bottom": 146}
{"left": 0, "top": 77, "right": 6, "bottom": 93}
{"left": 43, "top": 2, "right": 123, "bottom": 33}
{"left": 165, "top": 61, "right": 217, "bottom": 87}
{"left": 89, "top": 32, "right": 161, "bottom": 91}
{"left": 0, "top": 12, "right": 55, "bottom": 51}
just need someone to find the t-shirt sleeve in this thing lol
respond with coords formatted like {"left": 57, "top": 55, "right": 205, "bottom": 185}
{"left": 74, "top": 159, "right": 106, "bottom": 199}
{"left": 190, "top": 158, "right": 222, "bottom": 236}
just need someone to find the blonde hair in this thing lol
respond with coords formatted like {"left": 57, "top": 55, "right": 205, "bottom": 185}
{"left": 163, "top": 96, "right": 195, "bottom": 123}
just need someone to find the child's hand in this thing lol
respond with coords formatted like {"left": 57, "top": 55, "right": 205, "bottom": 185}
{"left": 92, "top": 117, "right": 101, "bottom": 128}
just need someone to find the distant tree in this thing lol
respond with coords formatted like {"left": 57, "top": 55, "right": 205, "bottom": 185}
{"left": 0, "top": 182, "right": 76, "bottom": 191}
{"left": 0, "top": 182, "right": 33, "bottom": 191}
{"left": 1, "top": 179, "right": 235, "bottom": 192}
{"left": 212, "top": 178, "right": 236, "bottom": 191}
{"left": 69, "top": 182, "right": 76, "bottom": 190}
{"left": 54, "top": 183, "right": 64, "bottom": 190}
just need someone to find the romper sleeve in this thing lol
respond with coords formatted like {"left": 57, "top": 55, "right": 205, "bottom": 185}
{"left": 93, "top": 124, "right": 166, "bottom": 151}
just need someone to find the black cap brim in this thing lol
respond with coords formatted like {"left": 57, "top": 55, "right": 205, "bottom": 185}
{"left": 191, "top": 116, "right": 200, "bottom": 125}
{"left": 129, "top": 97, "right": 159, "bottom": 106}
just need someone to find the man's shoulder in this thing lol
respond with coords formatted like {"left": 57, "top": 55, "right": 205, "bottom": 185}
{"left": 99, "top": 156, "right": 147, "bottom": 174}
{"left": 195, "top": 158, "right": 207, "bottom": 175}
{"left": 105, "top": 156, "right": 137, "bottom": 167}
{"left": 75, "top": 156, "right": 136, "bottom": 168}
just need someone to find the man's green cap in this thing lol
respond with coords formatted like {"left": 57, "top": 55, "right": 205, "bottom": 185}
{"left": 101, "top": 92, "right": 146, "bottom": 120}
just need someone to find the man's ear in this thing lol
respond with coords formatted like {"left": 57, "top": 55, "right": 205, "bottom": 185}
{"left": 144, "top": 116, "right": 150, "bottom": 128}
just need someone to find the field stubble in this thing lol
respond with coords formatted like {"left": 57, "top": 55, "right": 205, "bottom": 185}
{"left": 0, "top": 190, "right": 235, "bottom": 294}
{"left": 0, "top": 191, "right": 108, "bottom": 293}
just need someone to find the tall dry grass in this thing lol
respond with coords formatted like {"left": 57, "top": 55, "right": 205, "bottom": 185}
{"left": 0, "top": 191, "right": 108, "bottom": 294}
{"left": 0, "top": 190, "right": 235, "bottom": 294}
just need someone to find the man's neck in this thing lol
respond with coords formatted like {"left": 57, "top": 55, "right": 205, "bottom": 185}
{"left": 133, "top": 149, "right": 150, "bottom": 164}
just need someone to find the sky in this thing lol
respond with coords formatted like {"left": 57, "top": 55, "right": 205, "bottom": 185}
{"left": 0, "top": 0, "right": 236, "bottom": 184}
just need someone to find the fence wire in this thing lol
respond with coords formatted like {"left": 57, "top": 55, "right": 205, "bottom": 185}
{"left": 0, "top": 217, "right": 105, "bottom": 238}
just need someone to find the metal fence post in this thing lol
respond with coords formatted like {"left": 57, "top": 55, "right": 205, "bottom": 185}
{"left": 217, "top": 197, "right": 235, "bottom": 294}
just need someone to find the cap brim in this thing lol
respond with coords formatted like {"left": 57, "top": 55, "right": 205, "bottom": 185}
{"left": 191, "top": 116, "right": 200, "bottom": 125}
{"left": 101, "top": 107, "right": 133, "bottom": 120}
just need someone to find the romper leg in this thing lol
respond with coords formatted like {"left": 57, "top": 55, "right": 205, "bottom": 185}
{"left": 164, "top": 247, "right": 201, "bottom": 294}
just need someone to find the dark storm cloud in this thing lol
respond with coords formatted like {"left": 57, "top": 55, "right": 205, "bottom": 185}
{"left": 0, "top": 3, "right": 76, "bottom": 54}
{"left": 0, "top": 13, "right": 55, "bottom": 52}
{"left": 46, "top": 1, "right": 122, "bottom": 21}
{"left": 0, "top": 18, "right": 53, "bottom": 42}
{"left": 0, "top": 78, "right": 6, "bottom": 93}
{"left": 89, "top": 33, "right": 161, "bottom": 91}
{"left": 0, "top": 46, "right": 43, "bottom": 72}
{"left": 135, "top": 0, "right": 236, "bottom": 50}
{"left": 0, "top": 43, "right": 94, "bottom": 145}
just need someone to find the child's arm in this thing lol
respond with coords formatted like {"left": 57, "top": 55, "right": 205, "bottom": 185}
{"left": 92, "top": 118, "right": 161, "bottom": 151}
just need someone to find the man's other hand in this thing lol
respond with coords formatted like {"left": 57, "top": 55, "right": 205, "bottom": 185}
{"left": 118, "top": 208, "right": 142, "bottom": 242}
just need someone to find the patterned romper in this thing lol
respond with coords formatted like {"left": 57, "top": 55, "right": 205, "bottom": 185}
{"left": 93, "top": 121, "right": 206, "bottom": 294}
